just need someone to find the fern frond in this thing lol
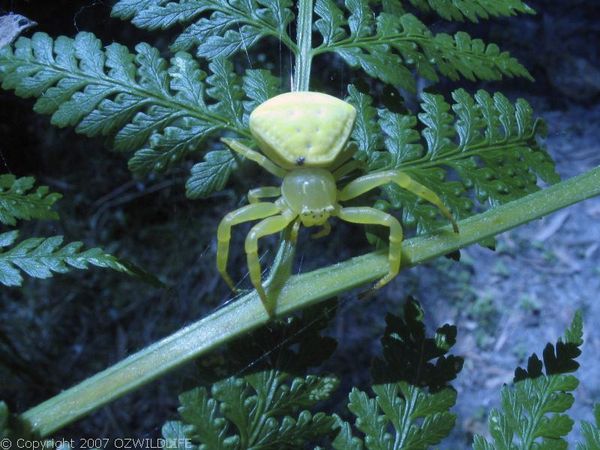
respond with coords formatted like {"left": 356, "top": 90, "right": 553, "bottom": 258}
{"left": 168, "top": 374, "right": 336, "bottom": 450}
{"left": 346, "top": 85, "right": 381, "bottom": 166}
{"left": 347, "top": 86, "right": 559, "bottom": 234}
{"left": 0, "top": 230, "right": 136, "bottom": 286}
{"left": 578, "top": 405, "right": 600, "bottom": 450}
{"left": 408, "top": 0, "right": 535, "bottom": 23}
{"left": 0, "top": 174, "right": 61, "bottom": 225}
{"left": 514, "top": 310, "right": 583, "bottom": 381}
{"left": 186, "top": 68, "right": 282, "bottom": 199}
{"left": 335, "top": 298, "right": 463, "bottom": 449}
{"left": 242, "top": 69, "right": 282, "bottom": 116}
{"left": 162, "top": 302, "right": 339, "bottom": 449}
{"left": 332, "top": 419, "right": 363, "bottom": 450}
{"left": 473, "top": 312, "right": 584, "bottom": 449}
{"left": 186, "top": 150, "right": 237, "bottom": 199}
{"left": 315, "top": 3, "right": 532, "bottom": 91}
{"left": 0, "top": 33, "right": 281, "bottom": 195}
{"left": 112, "top": 0, "right": 296, "bottom": 59}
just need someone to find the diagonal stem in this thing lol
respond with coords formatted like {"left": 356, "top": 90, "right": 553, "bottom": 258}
{"left": 21, "top": 166, "right": 600, "bottom": 437}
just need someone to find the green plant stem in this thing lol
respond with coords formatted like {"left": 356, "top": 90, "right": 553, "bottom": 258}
{"left": 22, "top": 166, "right": 600, "bottom": 437}
{"left": 293, "top": 0, "right": 313, "bottom": 91}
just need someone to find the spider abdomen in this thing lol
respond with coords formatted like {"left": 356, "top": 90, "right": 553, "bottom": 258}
{"left": 281, "top": 168, "right": 337, "bottom": 226}
{"left": 249, "top": 92, "right": 356, "bottom": 169}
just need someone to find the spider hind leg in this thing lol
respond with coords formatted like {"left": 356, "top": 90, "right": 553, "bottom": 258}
{"left": 336, "top": 206, "right": 403, "bottom": 290}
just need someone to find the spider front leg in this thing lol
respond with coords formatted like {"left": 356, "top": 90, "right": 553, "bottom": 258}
{"left": 339, "top": 170, "right": 459, "bottom": 233}
{"left": 333, "top": 160, "right": 364, "bottom": 180}
{"left": 217, "top": 202, "right": 281, "bottom": 292}
{"left": 245, "top": 210, "right": 297, "bottom": 312}
{"left": 248, "top": 186, "right": 281, "bottom": 204}
{"left": 221, "top": 138, "right": 286, "bottom": 178}
{"left": 336, "top": 207, "right": 403, "bottom": 289}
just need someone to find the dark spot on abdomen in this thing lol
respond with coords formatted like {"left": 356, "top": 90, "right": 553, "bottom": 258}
{"left": 296, "top": 157, "right": 305, "bottom": 166}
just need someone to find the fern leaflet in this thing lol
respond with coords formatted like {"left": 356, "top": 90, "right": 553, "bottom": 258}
{"left": 578, "top": 405, "right": 600, "bottom": 450}
{"left": 186, "top": 68, "right": 282, "bottom": 199}
{"left": 186, "top": 150, "right": 237, "bottom": 199}
{"left": 347, "top": 86, "right": 559, "bottom": 234}
{"left": 0, "top": 230, "right": 137, "bottom": 286}
{"left": 473, "top": 312, "right": 584, "bottom": 449}
{"left": 0, "top": 174, "right": 61, "bottom": 225}
{"left": 168, "top": 374, "right": 337, "bottom": 450}
{"left": 162, "top": 302, "right": 340, "bottom": 449}
{"left": 315, "top": 2, "right": 532, "bottom": 91}
{"left": 112, "top": 0, "right": 296, "bottom": 59}
{"left": 408, "top": 0, "right": 535, "bottom": 23}
{"left": 0, "top": 33, "right": 283, "bottom": 196}
{"left": 334, "top": 298, "right": 464, "bottom": 449}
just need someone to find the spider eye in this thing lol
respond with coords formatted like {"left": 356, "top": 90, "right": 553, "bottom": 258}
{"left": 296, "top": 157, "right": 305, "bottom": 166}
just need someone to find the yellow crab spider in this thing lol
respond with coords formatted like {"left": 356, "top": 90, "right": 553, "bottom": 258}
{"left": 217, "top": 92, "right": 458, "bottom": 311}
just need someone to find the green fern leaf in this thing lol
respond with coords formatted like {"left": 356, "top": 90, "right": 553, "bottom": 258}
{"left": 200, "top": 27, "right": 263, "bottom": 60}
{"left": 0, "top": 231, "right": 137, "bottom": 286}
{"left": 0, "top": 402, "right": 8, "bottom": 438}
{"left": 242, "top": 69, "right": 282, "bottom": 117}
{"left": 1, "top": 29, "right": 282, "bottom": 201}
{"left": 346, "top": 384, "right": 457, "bottom": 449}
{"left": 473, "top": 376, "right": 577, "bottom": 450}
{"left": 0, "top": 33, "right": 256, "bottom": 183}
{"left": 408, "top": 0, "right": 535, "bottom": 23}
{"left": 336, "top": 298, "right": 463, "bottom": 449}
{"left": 169, "top": 374, "right": 337, "bottom": 449}
{"left": 378, "top": 112, "right": 423, "bottom": 167}
{"left": 177, "top": 387, "right": 232, "bottom": 450}
{"left": 345, "top": 0, "right": 374, "bottom": 38}
{"left": 315, "top": 6, "right": 531, "bottom": 90}
{"left": 349, "top": 86, "right": 558, "bottom": 234}
{"left": 185, "top": 68, "right": 281, "bottom": 199}
{"left": 332, "top": 419, "right": 363, "bottom": 450}
{"left": 110, "top": 0, "right": 159, "bottom": 21}
{"left": 163, "top": 303, "right": 339, "bottom": 449}
{"left": 0, "top": 175, "right": 61, "bottom": 225}
{"left": 186, "top": 150, "right": 238, "bottom": 199}
{"left": 112, "top": 0, "right": 295, "bottom": 59}
{"left": 346, "top": 85, "right": 381, "bottom": 165}
{"left": 473, "top": 313, "right": 584, "bottom": 449}
{"left": 126, "top": 0, "right": 211, "bottom": 31}
{"left": 577, "top": 405, "right": 600, "bottom": 450}
{"left": 162, "top": 421, "right": 197, "bottom": 450}
{"left": 206, "top": 58, "right": 245, "bottom": 128}
{"left": 315, "top": 0, "right": 346, "bottom": 46}
{"left": 171, "top": 11, "right": 233, "bottom": 53}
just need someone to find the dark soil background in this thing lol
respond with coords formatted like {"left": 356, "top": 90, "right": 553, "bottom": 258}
{"left": 0, "top": 0, "right": 599, "bottom": 448}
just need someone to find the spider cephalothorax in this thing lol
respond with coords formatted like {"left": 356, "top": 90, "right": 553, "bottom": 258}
{"left": 217, "top": 92, "right": 458, "bottom": 312}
